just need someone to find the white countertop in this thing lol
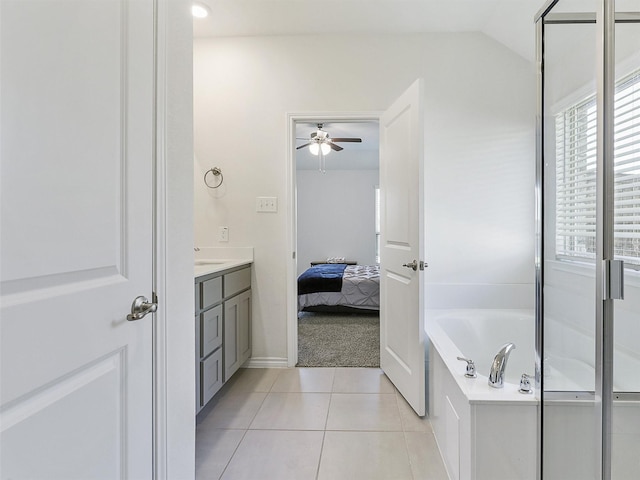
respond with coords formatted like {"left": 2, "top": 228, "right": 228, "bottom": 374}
{"left": 193, "top": 247, "right": 254, "bottom": 279}
{"left": 194, "top": 259, "right": 253, "bottom": 278}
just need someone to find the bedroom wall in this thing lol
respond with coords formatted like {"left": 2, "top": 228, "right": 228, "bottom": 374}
{"left": 296, "top": 169, "right": 379, "bottom": 276}
{"left": 193, "top": 32, "right": 536, "bottom": 363}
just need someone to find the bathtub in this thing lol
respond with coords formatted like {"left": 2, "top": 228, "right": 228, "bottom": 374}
{"left": 426, "top": 309, "right": 537, "bottom": 480}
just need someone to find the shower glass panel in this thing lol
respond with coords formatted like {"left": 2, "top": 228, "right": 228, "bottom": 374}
{"left": 612, "top": 11, "right": 640, "bottom": 479}
{"left": 538, "top": 2, "right": 640, "bottom": 479}
{"left": 541, "top": 5, "right": 600, "bottom": 478}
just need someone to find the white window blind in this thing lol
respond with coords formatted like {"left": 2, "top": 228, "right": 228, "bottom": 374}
{"left": 556, "top": 69, "right": 640, "bottom": 267}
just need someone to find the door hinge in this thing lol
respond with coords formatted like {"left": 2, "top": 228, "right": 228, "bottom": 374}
{"left": 603, "top": 260, "right": 624, "bottom": 300}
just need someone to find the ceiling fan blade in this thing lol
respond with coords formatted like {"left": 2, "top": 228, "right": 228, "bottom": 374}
{"left": 329, "top": 142, "right": 344, "bottom": 151}
{"left": 330, "top": 138, "right": 362, "bottom": 143}
{"left": 296, "top": 142, "right": 313, "bottom": 150}
{"left": 310, "top": 132, "right": 317, "bottom": 138}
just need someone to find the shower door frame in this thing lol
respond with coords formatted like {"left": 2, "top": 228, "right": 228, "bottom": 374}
{"left": 535, "top": 2, "right": 640, "bottom": 480}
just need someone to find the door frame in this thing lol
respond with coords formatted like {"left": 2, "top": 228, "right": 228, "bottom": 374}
{"left": 285, "top": 112, "right": 382, "bottom": 367}
{"left": 153, "top": 0, "right": 195, "bottom": 477}
{"left": 154, "top": 0, "right": 170, "bottom": 475}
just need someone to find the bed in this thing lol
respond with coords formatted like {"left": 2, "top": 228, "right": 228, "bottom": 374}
{"left": 297, "top": 263, "right": 380, "bottom": 312}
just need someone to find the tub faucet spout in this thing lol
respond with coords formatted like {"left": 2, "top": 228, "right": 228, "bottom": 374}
{"left": 488, "top": 343, "right": 515, "bottom": 388}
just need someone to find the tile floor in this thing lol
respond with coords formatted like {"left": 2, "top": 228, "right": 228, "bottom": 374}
{"left": 196, "top": 367, "right": 449, "bottom": 480}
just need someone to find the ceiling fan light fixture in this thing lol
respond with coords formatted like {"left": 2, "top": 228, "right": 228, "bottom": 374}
{"left": 309, "top": 143, "right": 320, "bottom": 155}
{"left": 308, "top": 140, "right": 331, "bottom": 156}
{"left": 320, "top": 142, "right": 331, "bottom": 155}
{"left": 191, "top": 2, "right": 210, "bottom": 18}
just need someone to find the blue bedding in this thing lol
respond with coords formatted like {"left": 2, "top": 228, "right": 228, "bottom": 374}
{"left": 297, "top": 263, "right": 348, "bottom": 295}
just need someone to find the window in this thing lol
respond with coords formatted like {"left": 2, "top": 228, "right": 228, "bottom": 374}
{"left": 555, "top": 69, "right": 640, "bottom": 267}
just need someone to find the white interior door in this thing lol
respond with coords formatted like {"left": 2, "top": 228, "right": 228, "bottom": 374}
{"left": 1, "top": 1, "right": 155, "bottom": 478}
{"left": 379, "top": 79, "right": 425, "bottom": 416}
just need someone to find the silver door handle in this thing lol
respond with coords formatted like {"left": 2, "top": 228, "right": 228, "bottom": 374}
{"left": 402, "top": 260, "right": 418, "bottom": 271}
{"left": 127, "top": 295, "right": 158, "bottom": 321}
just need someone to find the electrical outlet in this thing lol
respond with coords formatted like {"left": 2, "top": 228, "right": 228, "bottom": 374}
{"left": 256, "top": 196, "right": 278, "bottom": 213}
{"left": 218, "top": 226, "right": 229, "bottom": 242}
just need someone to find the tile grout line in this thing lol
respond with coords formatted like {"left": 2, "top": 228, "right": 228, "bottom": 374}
{"left": 316, "top": 367, "right": 337, "bottom": 480}
{"left": 401, "top": 427, "right": 417, "bottom": 480}
{"left": 246, "top": 369, "right": 283, "bottom": 430}
{"left": 394, "top": 390, "right": 408, "bottom": 433}
{"left": 215, "top": 428, "right": 250, "bottom": 480}
{"left": 315, "top": 430, "right": 327, "bottom": 480}
{"left": 314, "top": 370, "right": 336, "bottom": 480}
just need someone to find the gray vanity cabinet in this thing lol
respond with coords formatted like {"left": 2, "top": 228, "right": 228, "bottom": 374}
{"left": 195, "top": 265, "right": 251, "bottom": 412}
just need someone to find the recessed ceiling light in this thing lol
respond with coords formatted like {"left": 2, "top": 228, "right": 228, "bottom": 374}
{"left": 191, "top": 3, "right": 210, "bottom": 18}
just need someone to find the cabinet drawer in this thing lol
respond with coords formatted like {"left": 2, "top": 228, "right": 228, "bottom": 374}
{"left": 224, "top": 267, "right": 250, "bottom": 298}
{"left": 201, "top": 276, "right": 222, "bottom": 310}
{"left": 200, "top": 349, "right": 223, "bottom": 407}
{"left": 201, "top": 305, "right": 223, "bottom": 358}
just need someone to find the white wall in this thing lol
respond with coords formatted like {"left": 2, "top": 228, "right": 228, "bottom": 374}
{"left": 193, "top": 32, "right": 536, "bottom": 361}
{"left": 296, "top": 169, "right": 379, "bottom": 276}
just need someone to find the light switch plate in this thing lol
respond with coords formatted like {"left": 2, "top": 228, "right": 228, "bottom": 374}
{"left": 256, "top": 196, "right": 277, "bottom": 213}
{"left": 218, "top": 226, "right": 229, "bottom": 242}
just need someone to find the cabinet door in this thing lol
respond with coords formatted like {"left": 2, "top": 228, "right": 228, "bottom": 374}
{"left": 195, "top": 312, "right": 200, "bottom": 411}
{"left": 224, "top": 290, "right": 251, "bottom": 380}
{"left": 201, "top": 304, "right": 223, "bottom": 358}
{"left": 236, "top": 290, "right": 252, "bottom": 367}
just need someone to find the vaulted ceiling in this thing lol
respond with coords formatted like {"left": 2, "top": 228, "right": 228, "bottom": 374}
{"left": 192, "top": 0, "right": 546, "bottom": 61}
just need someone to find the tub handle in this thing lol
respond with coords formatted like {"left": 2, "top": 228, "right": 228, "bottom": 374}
{"left": 457, "top": 357, "right": 477, "bottom": 378}
{"left": 519, "top": 374, "right": 533, "bottom": 394}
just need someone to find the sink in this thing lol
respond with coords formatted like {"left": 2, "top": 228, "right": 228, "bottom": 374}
{"left": 194, "top": 260, "right": 226, "bottom": 266}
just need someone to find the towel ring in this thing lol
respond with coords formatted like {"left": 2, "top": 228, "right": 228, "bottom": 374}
{"left": 204, "top": 167, "right": 224, "bottom": 188}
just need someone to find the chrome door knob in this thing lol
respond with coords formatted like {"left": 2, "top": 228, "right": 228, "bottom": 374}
{"left": 402, "top": 260, "right": 418, "bottom": 271}
{"left": 127, "top": 295, "right": 158, "bottom": 321}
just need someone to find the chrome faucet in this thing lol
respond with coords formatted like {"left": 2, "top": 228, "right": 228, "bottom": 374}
{"left": 488, "top": 343, "right": 516, "bottom": 388}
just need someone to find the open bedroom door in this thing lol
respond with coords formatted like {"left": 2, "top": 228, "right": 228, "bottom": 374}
{"left": 379, "top": 79, "right": 426, "bottom": 416}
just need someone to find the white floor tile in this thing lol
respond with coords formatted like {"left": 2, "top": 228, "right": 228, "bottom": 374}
{"left": 396, "top": 391, "right": 433, "bottom": 432}
{"left": 223, "top": 368, "right": 281, "bottom": 393}
{"left": 318, "top": 431, "right": 413, "bottom": 480}
{"left": 332, "top": 367, "right": 396, "bottom": 393}
{"left": 199, "top": 392, "right": 267, "bottom": 430}
{"left": 195, "top": 367, "right": 449, "bottom": 480}
{"left": 270, "top": 367, "right": 335, "bottom": 392}
{"left": 404, "top": 431, "right": 450, "bottom": 480}
{"left": 221, "top": 430, "right": 324, "bottom": 480}
{"left": 195, "top": 428, "right": 245, "bottom": 480}
{"left": 250, "top": 392, "right": 331, "bottom": 430}
{"left": 326, "top": 393, "right": 402, "bottom": 431}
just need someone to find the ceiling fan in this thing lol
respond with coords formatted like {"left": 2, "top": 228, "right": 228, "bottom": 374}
{"left": 296, "top": 124, "right": 362, "bottom": 155}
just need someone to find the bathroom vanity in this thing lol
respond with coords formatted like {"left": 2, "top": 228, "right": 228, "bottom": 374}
{"left": 195, "top": 260, "right": 252, "bottom": 412}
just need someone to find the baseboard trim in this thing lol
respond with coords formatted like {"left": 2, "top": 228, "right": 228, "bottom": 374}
{"left": 243, "top": 357, "right": 288, "bottom": 368}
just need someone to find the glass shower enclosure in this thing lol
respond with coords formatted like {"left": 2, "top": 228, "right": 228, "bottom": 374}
{"left": 535, "top": 1, "right": 640, "bottom": 479}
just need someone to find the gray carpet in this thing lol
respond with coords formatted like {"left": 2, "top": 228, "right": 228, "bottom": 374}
{"left": 297, "top": 311, "right": 380, "bottom": 367}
